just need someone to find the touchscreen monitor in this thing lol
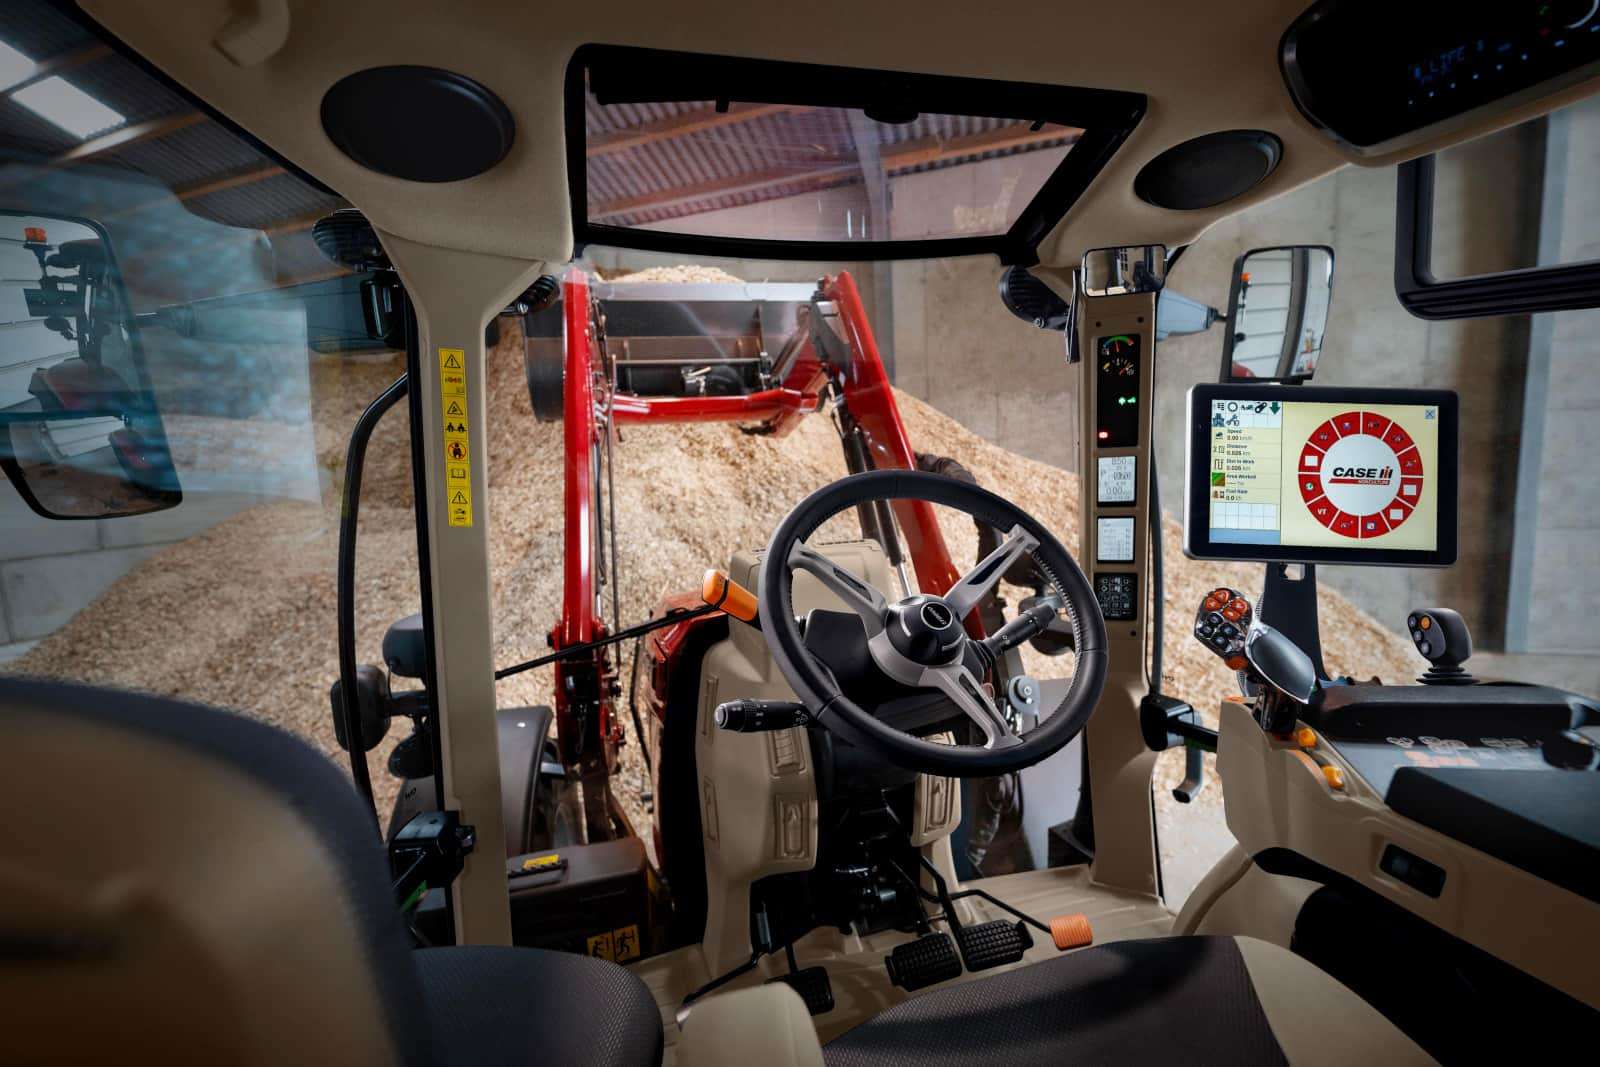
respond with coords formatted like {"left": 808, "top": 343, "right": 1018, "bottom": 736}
{"left": 1184, "top": 385, "right": 1458, "bottom": 567}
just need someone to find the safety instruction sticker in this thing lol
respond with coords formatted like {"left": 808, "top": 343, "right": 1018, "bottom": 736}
{"left": 586, "top": 924, "right": 642, "bottom": 963}
{"left": 439, "top": 348, "right": 472, "bottom": 527}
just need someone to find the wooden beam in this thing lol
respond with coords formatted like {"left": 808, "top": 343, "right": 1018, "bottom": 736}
{"left": 175, "top": 164, "right": 284, "bottom": 202}
{"left": 5, "top": 42, "right": 112, "bottom": 95}
{"left": 48, "top": 111, "right": 207, "bottom": 166}
{"left": 884, "top": 124, "right": 1079, "bottom": 171}
{"left": 586, "top": 102, "right": 802, "bottom": 157}
{"left": 592, "top": 162, "right": 857, "bottom": 219}
{"left": 590, "top": 123, "right": 1080, "bottom": 220}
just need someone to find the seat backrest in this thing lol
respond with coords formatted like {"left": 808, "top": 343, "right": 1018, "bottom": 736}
{"left": 0, "top": 678, "right": 429, "bottom": 1066}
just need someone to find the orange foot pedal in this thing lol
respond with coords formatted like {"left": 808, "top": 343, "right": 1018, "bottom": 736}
{"left": 1049, "top": 913, "right": 1093, "bottom": 951}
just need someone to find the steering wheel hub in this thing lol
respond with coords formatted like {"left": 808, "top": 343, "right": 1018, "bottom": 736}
{"left": 887, "top": 594, "right": 965, "bottom": 665}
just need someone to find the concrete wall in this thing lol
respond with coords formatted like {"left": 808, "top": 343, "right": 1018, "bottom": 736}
{"left": 1507, "top": 95, "right": 1600, "bottom": 655}
{"left": 1154, "top": 127, "right": 1537, "bottom": 650}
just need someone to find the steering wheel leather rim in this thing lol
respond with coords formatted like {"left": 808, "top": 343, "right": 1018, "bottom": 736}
{"left": 757, "top": 469, "right": 1108, "bottom": 776}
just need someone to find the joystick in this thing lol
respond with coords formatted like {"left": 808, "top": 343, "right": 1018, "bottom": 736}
{"left": 1193, "top": 587, "right": 1319, "bottom": 733}
{"left": 1194, "top": 586, "right": 1254, "bottom": 671}
{"left": 1407, "top": 608, "right": 1477, "bottom": 685}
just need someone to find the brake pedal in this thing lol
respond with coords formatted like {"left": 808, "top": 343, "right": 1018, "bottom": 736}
{"left": 885, "top": 932, "right": 962, "bottom": 991}
{"left": 767, "top": 966, "right": 834, "bottom": 1016}
{"left": 956, "top": 919, "right": 1033, "bottom": 972}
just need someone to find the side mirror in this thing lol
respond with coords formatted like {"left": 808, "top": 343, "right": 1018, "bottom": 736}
{"left": 1220, "top": 245, "right": 1333, "bottom": 383}
{"left": 0, "top": 212, "right": 180, "bottom": 519}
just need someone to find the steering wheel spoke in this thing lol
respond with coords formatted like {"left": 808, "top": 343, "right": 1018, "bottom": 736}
{"left": 922, "top": 662, "right": 1022, "bottom": 750}
{"left": 788, "top": 542, "right": 888, "bottom": 637}
{"left": 945, "top": 524, "right": 1039, "bottom": 621}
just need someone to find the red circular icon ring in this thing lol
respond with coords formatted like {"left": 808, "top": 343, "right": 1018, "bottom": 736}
{"left": 1297, "top": 411, "right": 1424, "bottom": 539}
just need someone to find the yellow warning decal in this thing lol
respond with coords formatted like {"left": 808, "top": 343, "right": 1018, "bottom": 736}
{"left": 585, "top": 924, "right": 641, "bottom": 963}
{"left": 438, "top": 348, "right": 472, "bottom": 527}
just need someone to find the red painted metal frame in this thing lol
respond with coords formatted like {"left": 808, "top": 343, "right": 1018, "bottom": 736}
{"left": 551, "top": 268, "right": 965, "bottom": 823}
{"left": 821, "top": 272, "right": 964, "bottom": 599}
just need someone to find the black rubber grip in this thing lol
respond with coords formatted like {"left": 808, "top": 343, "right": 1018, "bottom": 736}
{"left": 885, "top": 932, "right": 962, "bottom": 991}
{"left": 956, "top": 919, "right": 1033, "bottom": 971}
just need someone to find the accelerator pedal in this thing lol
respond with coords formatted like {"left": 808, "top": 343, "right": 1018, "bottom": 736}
{"left": 885, "top": 932, "right": 962, "bottom": 991}
{"left": 955, "top": 919, "right": 1034, "bottom": 972}
{"left": 767, "top": 966, "right": 834, "bottom": 1016}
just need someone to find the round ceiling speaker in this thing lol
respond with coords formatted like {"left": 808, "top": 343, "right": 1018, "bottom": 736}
{"left": 1133, "top": 130, "right": 1282, "bottom": 210}
{"left": 321, "top": 66, "right": 514, "bottom": 183}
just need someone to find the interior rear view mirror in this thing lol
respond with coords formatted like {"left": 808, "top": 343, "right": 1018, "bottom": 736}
{"left": 1080, "top": 245, "right": 1168, "bottom": 297}
{"left": 1220, "top": 245, "right": 1333, "bottom": 383}
{"left": 0, "top": 212, "right": 181, "bottom": 519}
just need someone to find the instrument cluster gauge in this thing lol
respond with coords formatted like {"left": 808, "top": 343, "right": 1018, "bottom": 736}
{"left": 1095, "top": 334, "right": 1142, "bottom": 448}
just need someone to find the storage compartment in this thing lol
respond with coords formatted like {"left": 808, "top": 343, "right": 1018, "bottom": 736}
{"left": 507, "top": 836, "right": 655, "bottom": 961}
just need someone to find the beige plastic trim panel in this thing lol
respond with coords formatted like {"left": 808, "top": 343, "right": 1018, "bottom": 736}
{"left": 79, "top": 0, "right": 1600, "bottom": 272}
{"left": 1185, "top": 851, "right": 1320, "bottom": 949}
{"left": 1076, "top": 290, "right": 1160, "bottom": 897}
{"left": 677, "top": 984, "right": 825, "bottom": 1067}
{"left": 380, "top": 230, "right": 546, "bottom": 945}
{"left": 1219, "top": 700, "right": 1600, "bottom": 1009}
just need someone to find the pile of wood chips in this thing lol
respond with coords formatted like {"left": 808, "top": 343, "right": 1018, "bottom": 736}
{"left": 10, "top": 278, "right": 1421, "bottom": 860}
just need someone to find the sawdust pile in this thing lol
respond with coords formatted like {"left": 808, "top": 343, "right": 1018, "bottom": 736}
{"left": 602, "top": 265, "right": 747, "bottom": 284}
{"left": 8, "top": 319, "right": 1421, "bottom": 842}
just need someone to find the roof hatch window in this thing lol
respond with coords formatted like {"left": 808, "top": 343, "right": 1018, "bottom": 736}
{"left": 569, "top": 47, "right": 1145, "bottom": 261}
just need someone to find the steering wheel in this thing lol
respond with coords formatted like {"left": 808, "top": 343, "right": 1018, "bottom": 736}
{"left": 758, "top": 470, "right": 1107, "bottom": 776}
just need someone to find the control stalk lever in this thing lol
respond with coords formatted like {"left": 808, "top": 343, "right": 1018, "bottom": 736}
{"left": 973, "top": 598, "right": 1061, "bottom": 674}
{"left": 714, "top": 698, "right": 811, "bottom": 732}
{"left": 1139, "top": 693, "right": 1216, "bottom": 803}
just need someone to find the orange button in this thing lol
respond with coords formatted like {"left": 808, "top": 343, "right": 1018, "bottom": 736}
{"left": 1225, "top": 655, "right": 1247, "bottom": 671}
{"left": 1295, "top": 727, "right": 1317, "bottom": 749}
{"left": 1204, "top": 597, "right": 1223, "bottom": 611}
{"left": 1419, "top": 616, "right": 1432, "bottom": 631}
{"left": 1049, "top": 913, "right": 1093, "bottom": 950}
{"left": 1322, "top": 765, "right": 1345, "bottom": 790}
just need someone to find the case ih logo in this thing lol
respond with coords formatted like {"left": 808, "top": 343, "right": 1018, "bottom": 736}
{"left": 1328, "top": 466, "right": 1394, "bottom": 485}
{"left": 1298, "top": 411, "right": 1424, "bottom": 539}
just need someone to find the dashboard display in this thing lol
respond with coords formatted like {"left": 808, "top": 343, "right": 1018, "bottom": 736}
{"left": 1284, "top": 1, "right": 1600, "bottom": 151}
{"left": 1096, "top": 516, "right": 1136, "bottom": 563}
{"left": 1095, "top": 334, "right": 1141, "bottom": 448}
{"left": 1097, "top": 454, "right": 1137, "bottom": 505}
{"left": 1185, "top": 385, "right": 1458, "bottom": 567}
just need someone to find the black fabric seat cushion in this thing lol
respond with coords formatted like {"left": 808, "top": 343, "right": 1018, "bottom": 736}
{"left": 415, "top": 945, "right": 663, "bottom": 1066}
{"left": 823, "top": 936, "right": 1287, "bottom": 1067}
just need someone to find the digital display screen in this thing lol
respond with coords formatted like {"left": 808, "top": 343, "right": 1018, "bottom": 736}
{"left": 1095, "top": 334, "right": 1141, "bottom": 448}
{"left": 1097, "top": 454, "right": 1137, "bottom": 505}
{"left": 1094, "top": 573, "right": 1137, "bottom": 621}
{"left": 1096, "top": 516, "right": 1136, "bottom": 563}
{"left": 1186, "top": 385, "right": 1458, "bottom": 567}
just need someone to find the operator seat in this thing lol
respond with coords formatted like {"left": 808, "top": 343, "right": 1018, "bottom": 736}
{"left": 0, "top": 678, "right": 663, "bottom": 1066}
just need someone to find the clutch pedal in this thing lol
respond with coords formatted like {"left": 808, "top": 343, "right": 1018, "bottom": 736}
{"left": 767, "top": 966, "right": 834, "bottom": 1016}
{"left": 956, "top": 919, "right": 1033, "bottom": 972}
{"left": 885, "top": 932, "right": 962, "bottom": 991}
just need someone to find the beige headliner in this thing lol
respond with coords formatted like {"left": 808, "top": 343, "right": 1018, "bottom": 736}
{"left": 81, "top": 0, "right": 1600, "bottom": 270}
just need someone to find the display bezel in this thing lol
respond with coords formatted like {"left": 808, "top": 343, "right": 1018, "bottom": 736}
{"left": 1183, "top": 384, "right": 1459, "bottom": 567}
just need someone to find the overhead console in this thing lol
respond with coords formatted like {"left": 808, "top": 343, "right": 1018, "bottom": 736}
{"left": 1283, "top": 0, "right": 1600, "bottom": 153}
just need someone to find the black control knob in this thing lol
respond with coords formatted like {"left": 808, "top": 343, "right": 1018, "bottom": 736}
{"left": 1543, "top": 730, "right": 1600, "bottom": 771}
